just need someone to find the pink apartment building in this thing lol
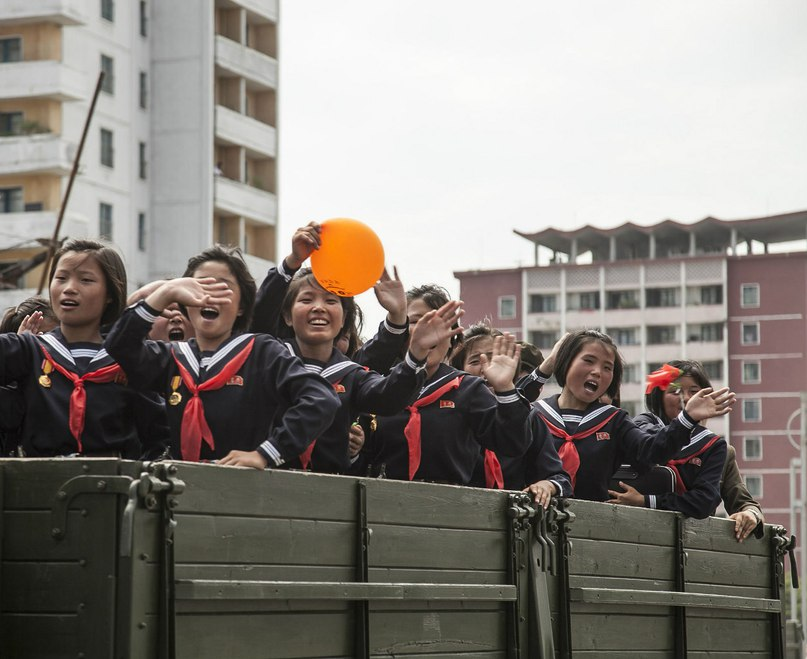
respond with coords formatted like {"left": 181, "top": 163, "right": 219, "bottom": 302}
{"left": 456, "top": 211, "right": 807, "bottom": 528}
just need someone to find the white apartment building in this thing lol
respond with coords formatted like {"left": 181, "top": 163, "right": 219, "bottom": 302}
{"left": 0, "top": 0, "right": 278, "bottom": 307}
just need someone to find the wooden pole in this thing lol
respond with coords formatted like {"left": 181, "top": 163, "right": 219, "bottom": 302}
{"left": 36, "top": 71, "right": 105, "bottom": 294}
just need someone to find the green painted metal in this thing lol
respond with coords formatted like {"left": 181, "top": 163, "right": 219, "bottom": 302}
{"left": 0, "top": 459, "right": 791, "bottom": 658}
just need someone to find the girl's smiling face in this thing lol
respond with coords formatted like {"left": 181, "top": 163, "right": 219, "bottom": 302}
{"left": 287, "top": 282, "right": 344, "bottom": 348}
{"left": 561, "top": 340, "right": 615, "bottom": 410}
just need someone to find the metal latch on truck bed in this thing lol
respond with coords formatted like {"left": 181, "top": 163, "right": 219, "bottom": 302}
{"left": 49, "top": 461, "right": 185, "bottom": 557}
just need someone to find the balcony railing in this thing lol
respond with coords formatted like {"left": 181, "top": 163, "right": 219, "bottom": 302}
{"left": 215, "top": 35, "right": 277, "bottom": 90}
{"left": 214, "top": 176, "right": 277, "bottom": 225}
{"left": 215, "top": 104, "right": 276, "bottom": 158}
{"left": 0, "top": 134, "right": 75, "bottom": 176}
{"left": 0, "top": 60, "right": 87, "bottom": 102}
{"left": 0, "top": 0, "right": 87, "bottom": 25}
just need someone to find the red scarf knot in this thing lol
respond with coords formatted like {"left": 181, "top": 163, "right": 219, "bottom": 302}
{"left": 172, "top": 338, "right": 255, "bottom": 462}
{"left": 38, "top": 344, "right": 123, "bottom": 453}
{"left": 403, "top": 376, "right": 463, "bottom": 480}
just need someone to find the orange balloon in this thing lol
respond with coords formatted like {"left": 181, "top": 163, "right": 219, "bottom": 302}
{"left": 311, "top": 218, "right": 385, "bottom": 297}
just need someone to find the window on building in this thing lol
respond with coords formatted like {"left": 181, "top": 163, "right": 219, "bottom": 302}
{"left": 687, "top": 323, "right": 724, "bottom": 342}
{"left": 647, "top": 362, "right": 664, "bottom": 374}
{"left": 139, "top": 71, "right": 148, "bottom": 109}
{"left": 139, "top": 142, "right": 147, "bottom": 179}
{"left": 742, "top": 361, "right": 761, "bottom": 384}
{"left": 0, "top": 37, "right": 22, "bottom": 63}
{"left": 741, "top": 322, "right": 759, "bottom": 345}
{"left": 646, "top": 287, "right": 679, "bottom": 308}
{"left": 702, "top": 361, "right": 723, "bottom": 381}
{"left": 744, "top": 436, "right": 762, "bottom": 461}
{"left": 622, "top": 363, "right": 641, "bottom": 384}
{"left": 606, "top": 290, "right": 639, "bottom": 310}
{"left": 620, "top": 400, "right": 638, "bottom": 416}
{"left": 99, "top": 202, "right": 113, "bottom": 240}
{"left": 101, "top": 0, "right": 114, "bottom": 22}
{"left": 606, "top": 326, "right": 639, "bottom": 346}
{"left": 647, "top": 325, "right": 678, "bottom": 345}
{"left": 529, "top": 331, "right": 558, "bottom": 350}
{"left": 688, "top": 284, "right": 723, "bottom": 306}
{"left": 0, "top": 187, "right": 24, "bottom": 214}
{"left": 0, "top": 111, "right": 23, "bottom": 136}
{"left": 741, "top": 283, "right": 760, "bottom": 308}
{"left": 100, "top": 55, "right": 114, "bottom": 94}
{"left": 100, "top": 128, "right": 114, "bottom": 167}
{"left": 743, "top": 399, "right": 761, "bottom": 422}
{"left": 744, "top": 475, "right": 762, "bottom": 499}
{"left": 498, "top": 296, "right": 516, "bottom": 320}
{"left": 138, "top": 212, "right": 147, "bottom": 251}
{"left": 529, "top": 293, "right": 557, "bottom": 313}
{"left": 139, "top": 1, "right": 148, "bottom": 36}
{"left": 568, "top": 291, "right": 600, "bottom": 311}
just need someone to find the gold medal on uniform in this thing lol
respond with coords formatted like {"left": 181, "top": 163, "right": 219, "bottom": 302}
{"left": 39, "top": 360, "right": 53, "bottom": 388}
{"left": 168, "top": 376, "right": 182, "bottom": 406}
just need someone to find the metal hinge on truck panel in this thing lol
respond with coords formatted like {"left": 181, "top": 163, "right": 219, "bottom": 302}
{"left": 772, "top": 526, "right": 798, "bottom": 659}
{"left": 507, "top": 492, "right": 531, "bottom": 659}
{"left": 506, "top": 494, "right": 575, "bottom": 659}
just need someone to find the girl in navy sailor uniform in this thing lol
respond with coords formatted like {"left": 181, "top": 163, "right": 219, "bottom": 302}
{"left": 359, "top": 285, "right": 533, "bottom": 486}
{"left": 0, "top": 240, "right": 168, "bottom": 459}
{"left": 105, "top": 245, "right": 340, "bottom": 469}
{"left": 274, "top": 269, "right": 463, "bottom": 474}
{"left": 450, "top": 324, "right": 571, "bottom": 508}
{"left": 253, "top": 221, "right": 409, "bottom": 373}
{"left": 608, "top": 360, "right": 729, "bottom": 520}
{"left": 535, "top": 330, "right": 735, "bottom": 503}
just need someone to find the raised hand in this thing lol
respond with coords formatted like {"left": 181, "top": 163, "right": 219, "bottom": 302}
{"left": 373, "top": 266, "right": 407, "bottom": 325}
{"left": 17, "top": 311, "right": 45, "bottom": 335}
{"left": 684, "top": 387, "right": 736, "bottom": 422}
{"left": 540, "top": 331, "right": 570, "bottom": 376}
{"left": 480, "top": 333, "right": 521, "bottom": 392}
{"left": 286, "top": 221, "right": 321, "bottom": 270}
{"left": 146, "top": 277, "right": 233, "bottom": 313}
{"left": 408, "top": 300, "right": 464, "bottom": 362}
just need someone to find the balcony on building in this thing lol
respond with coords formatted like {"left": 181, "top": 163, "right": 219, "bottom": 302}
{"left": 214, "top": 35, "right": 277, "bottom": 91}
{"left": 0, "top": 60, "right": 87, "bottom": 102}
{"left": 0, "top": 133, "right": 75, "bottom": 176}
{"left": 0, "top": 0, "right": 87, "bottom": 25}
{"left": 215, "top": 104, "right": 276, "bottom": 159}
{"left": 214, "top": 175, "right": 276, "bottom": 225}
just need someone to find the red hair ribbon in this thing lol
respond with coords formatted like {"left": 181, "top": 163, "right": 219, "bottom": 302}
{"left": 645, "top": 363, "right": 683, "bottom": 395}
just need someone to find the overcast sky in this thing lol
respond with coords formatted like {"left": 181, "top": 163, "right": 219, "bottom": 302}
{"left": 277, "top": 1, "right": 807, "bottom": 332}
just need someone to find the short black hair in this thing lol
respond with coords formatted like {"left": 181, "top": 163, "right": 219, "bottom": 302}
{"left": 50, "top": 239, "right": 127, "bottom": 328}
{"left": 183, "top": 245, "right": 255, "bottom": 334}
{"left": 553, "top": 329, "right": 623, "bottom": 401}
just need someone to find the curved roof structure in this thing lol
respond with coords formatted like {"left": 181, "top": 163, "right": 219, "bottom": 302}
{"left": 514, "top": 210, "right": 807, "bottom": 263}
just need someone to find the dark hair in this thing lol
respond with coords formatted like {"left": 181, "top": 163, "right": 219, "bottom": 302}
{"left": 183, "top": 245, "right": 255, "bottom": 334}
{"left": 553, "top": 329, "right": 623, "bottom": 401}
{"left": 406, "top": 284, "right": 461, "bottom": 353}
{"left": 644, "top": 359, "right": 712, "bottom": 423}
{"left": 449, "top": 322, "right": 501, "bottom": 370}
{"left": 0, "top": 296, "right": 57, "bottom": 334}
{"left": 278, "top": 268, "right": 362, "bottom": 353}
{"left": 49, "top": 239, "right": 127, "bottom": 327}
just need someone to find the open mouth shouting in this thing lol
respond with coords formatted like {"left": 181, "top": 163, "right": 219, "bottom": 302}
{"left": 583, "top": 379, "right": 600, "bottom": 395}
{"left": 200, "top": 307, "right": 220, "bottom": 320}
{"left": 168, "top": 327, "right": 185, "bottom": 341}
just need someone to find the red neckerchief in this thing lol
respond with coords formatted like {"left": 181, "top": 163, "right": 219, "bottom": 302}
{"left": 172, "top": 338, "right": 255, "bottom": 462}
{"left": 38, "top": 344, "right": 122, "bottom": 452}
{"left": 484, "top": 449, "right": 504, "bottom": 489}
{"left": 538, "top": 408, "right": 619, "bottom": 488}
{"left": 666, "top": 432, "right": 722, "bottom": 494}
{"left": 403, "top": 375, "right": 463, "bottom": 480}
